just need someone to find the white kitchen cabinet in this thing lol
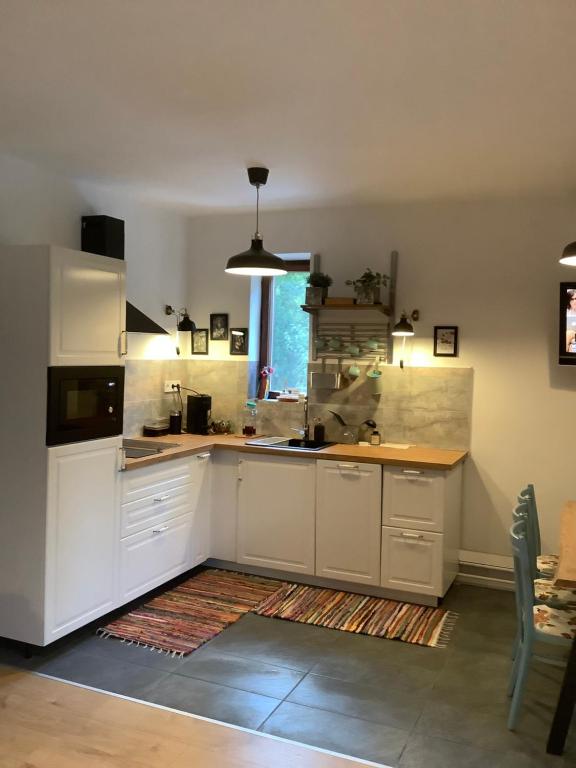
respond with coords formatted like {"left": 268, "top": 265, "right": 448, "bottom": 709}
{"left": 49, "top": 246, "right": 126, "bottom": 366}
{"left": 380, "top": 526, "right": 443, "bottom": 596}
{"left": 237, "top": 454, "right": 316, "bottom": 574}
{"left": 381, "top": 463, "right": 462, "bottom": 597}
{"left": 120, "top": 513, "right": 193, "bottom": 602}
{"left": 316, "top": 460, "right": 382, "bottom": 585}
{"left": 189, "top": 451, "right": 212, "bottom": 567}
{"left": 45, "top": 437, "right": 122, "bottom": 642}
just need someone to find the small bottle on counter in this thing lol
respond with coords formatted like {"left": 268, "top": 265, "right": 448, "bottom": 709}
{"left": 169, "top": 410, "right": 182, "bottom": 434}
{"left": 370, "top": 429, "right": 381, "bottom": 446}
{"left": 242, "top": 400, "right": 258, "bottom": 436}
{"left": 313, "top": 418, "right": 325, "bottom": 442}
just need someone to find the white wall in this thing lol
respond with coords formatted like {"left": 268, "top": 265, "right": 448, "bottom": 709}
{"left": 0, "top": 153, "right": 189, "bottom": 349}
{"left": 188, "top": 198, "right": 576, "bottom": 558}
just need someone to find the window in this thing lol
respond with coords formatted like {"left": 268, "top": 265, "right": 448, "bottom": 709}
{"left": 259, "top": 255, "right": 310, "bottom": 393}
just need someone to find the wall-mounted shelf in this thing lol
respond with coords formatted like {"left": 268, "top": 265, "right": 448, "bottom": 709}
{"left": 301, "top": 303, "right": 391, "bottom": 315}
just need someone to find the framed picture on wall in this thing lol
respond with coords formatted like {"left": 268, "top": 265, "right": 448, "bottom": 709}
{"left": 230, "top": 328, "right": 248, "bottom": 355}
{"left": 559, "top": 283, "right": 576, "bottom": 365}
{"left": 210, "top": 313, "right": 229, "bottom": 340}
{"left": 192, "top": 329, "right": 209, "bottom": 355}
{"left": 433, "top": 326, "right": 459, "bottom": 357}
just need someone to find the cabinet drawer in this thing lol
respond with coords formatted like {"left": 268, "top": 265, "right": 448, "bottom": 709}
{"left": 121, "top": 482, "right": 193, "bottom": 538}
{"left": 380, "top": 525, "right": 443, "bottom": 596}
{"left": 383, "top": 467, "right": 445, "bottom": 532}
{"left": 120, "top": 513, "right": 192, "bottom": 603}
{"left": 121, "top": 458, "right": 193, "bottom": 504}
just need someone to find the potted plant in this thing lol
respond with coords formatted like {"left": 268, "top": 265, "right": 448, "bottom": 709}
{"left": 306, "top": 272, "right": 333, "bottom": 305}
{"left": 346, "top": 268, "right": 388, "bottom": 305}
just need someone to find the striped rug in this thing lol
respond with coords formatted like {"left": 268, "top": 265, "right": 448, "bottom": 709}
{"left": 97, "top": 569, "right": 284, "bottom": 656}
{"left": 253, "top": 582, "right": 457, "bottom": 647}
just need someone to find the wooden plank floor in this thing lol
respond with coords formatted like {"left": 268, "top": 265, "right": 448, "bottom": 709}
{"left": 0, "top": 664, "right": 377, "bottom": 768}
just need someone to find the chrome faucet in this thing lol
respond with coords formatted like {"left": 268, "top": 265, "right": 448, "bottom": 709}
{"left": 291, "top": 396, "right": 310, "bottom": 441}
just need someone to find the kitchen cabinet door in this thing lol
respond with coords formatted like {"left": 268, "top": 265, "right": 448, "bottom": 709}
{"left": 237, "top": 455, "right": 316, "bottom": 574}
{"left": 45, "top": 436, "right": 121, "bottom": 642}
{"left": 49, "top": 247, "right": 126, "bottom": 366}
{"left": 316, "top": 460, "right": 382, "bottom": 584}
{"left": 380, "top": 525, "right": 443, "bottom": 596}
{"left": 189, "top": 451, "right": 212, "bottom": 567}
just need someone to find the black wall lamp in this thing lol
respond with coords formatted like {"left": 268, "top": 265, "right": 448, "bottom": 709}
{"left": 392, "top": 310, "right": 419, "bottom": 368}
{"left": 560, "top": 242, "right": 576, "bottom": 266}
{"left": 225, "top": 167, "right": 287, "bottom": 276}
{"left": 165, "top": 305, "right": 196, "bottom": 355}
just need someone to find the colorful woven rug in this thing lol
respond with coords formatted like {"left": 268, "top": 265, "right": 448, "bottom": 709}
{"left": 253, "top": 583, "right": 457, "bottom": 647}
{"left": 97, "top": 569, "right": 284, "bottom": 656}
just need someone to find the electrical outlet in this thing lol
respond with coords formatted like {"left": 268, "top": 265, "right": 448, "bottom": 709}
{"left": 164, "top": 380, "right": 181, "bottom": 393}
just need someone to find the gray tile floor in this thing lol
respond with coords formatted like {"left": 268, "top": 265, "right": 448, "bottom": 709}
{"left": 1, "top": 583, "right": 575, "bottom": 766}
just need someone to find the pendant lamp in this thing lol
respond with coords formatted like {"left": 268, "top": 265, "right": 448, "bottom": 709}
{"left": 560, "top": 242, "right": 576, "bottom": 266}
{"left": 225, "top": 167, "right": 287, "bottom": 276}
{"left": 392, "top": 312, "right": 416, "bottom": 336}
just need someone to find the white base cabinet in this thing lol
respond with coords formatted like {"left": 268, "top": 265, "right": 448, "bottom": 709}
{"left": 316, "top": 460, "right": 381, "bottom": 585}
{"left": 237, "top": 454, "right": 316, "bottom": 574}
{"left": 45, "top": 437, "right": 122, "bottom": 642}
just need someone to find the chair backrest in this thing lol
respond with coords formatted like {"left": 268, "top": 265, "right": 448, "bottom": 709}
{"left": 518, "top": 484, "right": 542, "bottom": 557}
{"left": 513, "top": 500, "right": 539, "bottom": 580}
{"left": 510, "top": 517, "right": 535, "bottom": 642}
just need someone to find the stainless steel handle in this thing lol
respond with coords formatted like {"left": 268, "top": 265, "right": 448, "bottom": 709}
{"left": 119, "top": 330, "right": 128, "bottom": 356}
{"left": 118, "top": 447, "right": 126, "bottom": 472}
{"left": 152, "top": 526, "right": 169, "bottom": 534}
{"left": 400, "top": 532, "right": 424, "bottom": 539}
{"left": 401, "top": 469, "right": 423, "bottom": 475}
{"left": 153, "top": 495, "right": 170, "bottom": 502}
{"left": 338, "top": 463, "right": 359, "bottom": 470}
{"left": 196, "top": 453, "right": 211, "bottom": 460}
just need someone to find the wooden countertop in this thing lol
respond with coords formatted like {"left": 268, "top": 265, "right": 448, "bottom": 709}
{"left": 554, "top": 500, "right": 576, "bottom": 588}
{"left": 124, "top": 433, "right": 468, "bottom": 472}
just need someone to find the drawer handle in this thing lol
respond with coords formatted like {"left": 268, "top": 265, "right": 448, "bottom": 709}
{"left": 152, "top": 526, "right": 169, "bottom": 534}
{"left": 400, "top": 532, "right": 424, "bottom": 539}
{"left": 338, "top": 463, "right": 359, "bottom": 470}
{"left": 401, "top": 469, "right": 423, "bottom": 476}
{"left": 153, "top": 495, "right": 171, "bottom": 502}
{"left": 196, "top": 453, "right": 211, "bottom": 460}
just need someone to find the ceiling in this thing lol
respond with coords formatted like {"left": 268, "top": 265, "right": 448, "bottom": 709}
{"left": 1, "top": 0, "right": 575, "bottom": 212}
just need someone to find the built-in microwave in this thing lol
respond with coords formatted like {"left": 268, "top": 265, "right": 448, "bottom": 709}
{"left": 46, "top": 366, "right": 124, "bottom": 446}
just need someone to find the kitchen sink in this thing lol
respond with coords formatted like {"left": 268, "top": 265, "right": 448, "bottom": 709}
{"left": 245, "top": 437, "right": 334, "bottom": 451}
{"left": 122, "top": 438, "right": 181, "bottom": 458}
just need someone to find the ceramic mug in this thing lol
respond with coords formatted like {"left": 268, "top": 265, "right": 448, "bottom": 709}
{"left": 345, "top": 344, "right": 360, "bottom": 356}
{"left": 364, "top": 338, "right": 379, "bottom": 351}
{"left": 347, "top": 364, "right": 361, "bottom": 379}
{"left": 315, "top": 337, "right": 327, "bottom": 352}
{"left": 367, "top": 368, "right": 383, "bottom": 394}
{"left": 327, "top": 336, "right": 342, "bottom": 351}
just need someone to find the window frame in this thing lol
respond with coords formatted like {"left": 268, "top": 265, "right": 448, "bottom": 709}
{"left": 259, "top": 259, "right": 310, "bottom": 385}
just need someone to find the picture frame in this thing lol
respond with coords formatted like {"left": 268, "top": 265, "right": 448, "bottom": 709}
{"left": 191, "top": 328, "right": 209, "bottom": 355}
{"left": 559, "top": 283, "right": 576, "bottom": 365}
{"left": 210, "top": 313, "right": 229, "bottom": 341}
{"left": 230, "top": 328, "right": 248, "bottom": 356}
{"left": 433, "top": 325, "right": 459, "bottom": 357}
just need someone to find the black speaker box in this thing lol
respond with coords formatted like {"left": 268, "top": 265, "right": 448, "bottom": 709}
{"left": 81, "top": 215, "right": 125, "bottom": 260}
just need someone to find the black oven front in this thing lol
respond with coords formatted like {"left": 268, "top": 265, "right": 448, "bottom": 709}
{"left": 46, "top": 366, "right": 124, "bottom": 446}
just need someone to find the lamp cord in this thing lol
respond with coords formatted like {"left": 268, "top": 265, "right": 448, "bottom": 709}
{"left": 255, "top": 184, "right": 260, "bottom": 237}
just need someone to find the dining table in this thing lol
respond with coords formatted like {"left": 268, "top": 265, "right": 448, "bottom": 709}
{"left": 546, "top": 500, "right": 576, "bottom": 755}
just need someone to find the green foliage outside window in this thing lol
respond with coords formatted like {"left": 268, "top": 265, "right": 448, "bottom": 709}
{"left": 270, "top": 271, "right": 309, "bottom": 392}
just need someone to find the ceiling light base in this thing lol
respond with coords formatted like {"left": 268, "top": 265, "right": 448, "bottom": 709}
{"left": 247, "top": 167, "right": 269, "bottom": 187}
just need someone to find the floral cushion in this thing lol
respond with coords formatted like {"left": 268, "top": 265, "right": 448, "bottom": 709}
{"left": 537, "top": 553, "right": 559, "bottom": 577}
{"left": 533, "top": 604, "right": 576, "bottom": 640}
{"left": 535, "top": 578, "right": 576, "bottom": 608}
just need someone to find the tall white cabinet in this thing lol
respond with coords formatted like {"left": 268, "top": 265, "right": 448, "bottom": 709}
{"left": 0, "top": 245, "right": 127, "bottom": 646}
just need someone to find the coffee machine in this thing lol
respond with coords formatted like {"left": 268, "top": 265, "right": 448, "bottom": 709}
{"left": 186, "top": 394, "right": 212, "bottom": 435}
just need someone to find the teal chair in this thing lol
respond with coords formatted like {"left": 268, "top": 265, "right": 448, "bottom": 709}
{"left": 518, "top": 484, "right": 559, "bottom": 578}
{"left": 508, "top": 518, "right": 576, "bottom": 730}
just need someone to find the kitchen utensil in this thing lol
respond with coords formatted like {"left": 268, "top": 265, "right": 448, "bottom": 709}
{"left": 327, "top": 336, "right": 342, "bottom": 350}
{"left": 364, "top": 338, "right": 379, "bottom": 351}
{"left": 367, "top": 368, "right": 383, "bottom": 394}
{"left": 347, "top": 364, "right": 361, "bottom": 379}
{"left": 345, "top": 343, "right": 360, "bottom": 356}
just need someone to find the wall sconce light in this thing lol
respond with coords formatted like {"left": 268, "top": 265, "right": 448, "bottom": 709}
{"left": 392, "top": 310, "right": 419, "bottom": 368}
{"left": 560, "top": 242, "right": 576, "bottom": 266}
{"left": 165, "top": 305, "right": 196, "bottom": 355}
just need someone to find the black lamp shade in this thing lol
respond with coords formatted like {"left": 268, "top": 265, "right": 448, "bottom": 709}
{"left": 392, "top": 314, "right": 415, "bottom": 336}
{"left": 560, "top": 242, "right": 576, "bottom": 266}
{"left": 177, "top": 313, "right": 196, "bottom": 332}
{"left": 225, "top": 239, "right": 287, "bottom": 276}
